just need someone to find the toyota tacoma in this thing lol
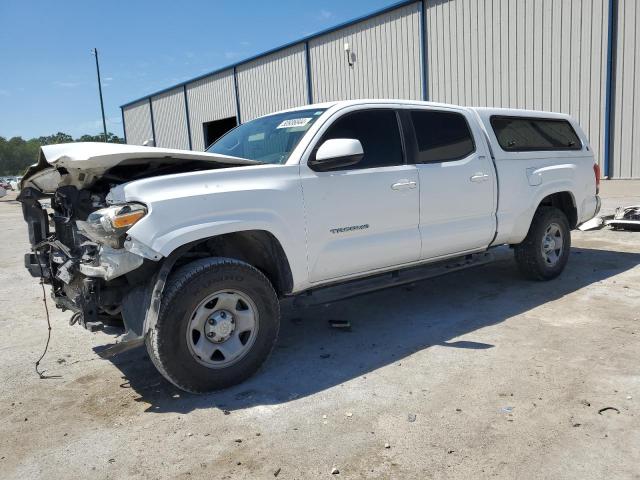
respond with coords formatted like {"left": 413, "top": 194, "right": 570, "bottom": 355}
{"left": 18, "top": 100, "right": 601, "bottom": 392}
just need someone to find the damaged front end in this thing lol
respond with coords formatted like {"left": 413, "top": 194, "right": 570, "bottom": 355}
{"left": 19, "top": 184, "right": 158, "bottom": 340}
{"left": 18, "top": 142, "right": 259, "bottom": 355}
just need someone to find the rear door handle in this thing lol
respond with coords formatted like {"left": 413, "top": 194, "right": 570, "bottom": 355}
{"left": 470, "top": 172, "right": 490, "bottom": 183}
{"left": 391, "top": 180, "right": 417, "bottom": 190}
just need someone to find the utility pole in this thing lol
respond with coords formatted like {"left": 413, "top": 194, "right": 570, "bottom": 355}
{"left": 91, "top": 48, "right": 108, "bottom": 142}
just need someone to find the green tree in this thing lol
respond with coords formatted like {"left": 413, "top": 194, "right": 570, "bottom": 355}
{"left": 36, "top": 132, "right": 73, "bottom": 145}
{"left": 77, "top": 132, "right": 123, "bottom": 143}
{"left": 0, "top": 132, "right": 125, "bottom": 176}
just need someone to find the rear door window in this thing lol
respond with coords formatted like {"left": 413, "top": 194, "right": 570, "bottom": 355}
{"left": 490, "top": 116, "right": 582, "bottom": 151}
{"left": 410, "top": 110, "right": 475, "bottom": 163}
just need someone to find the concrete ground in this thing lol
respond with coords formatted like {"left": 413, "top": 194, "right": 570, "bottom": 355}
{"left": 0, "top": 181, "right": 638, "bottom": 479}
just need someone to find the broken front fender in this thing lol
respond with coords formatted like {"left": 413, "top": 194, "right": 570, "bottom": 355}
{"left": 99, "top": 244, "right": 189, "bottom": 358}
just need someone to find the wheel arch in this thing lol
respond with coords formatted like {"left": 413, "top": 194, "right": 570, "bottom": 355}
{"left": 127, "top": 228, "right": 294, "bottom": 345}
{"left": 165, "top": 229, "right": 294, "bottom": 297}
{"left": 537, "top": 191, "right": 578, "bottom": 228}
{"left": 503, "top": 188, "right": 579, "bottom": 245}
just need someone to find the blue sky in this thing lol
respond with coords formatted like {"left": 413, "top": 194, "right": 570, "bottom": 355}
{"left": 0, "top": 0, "right": 394, "bottom": 140}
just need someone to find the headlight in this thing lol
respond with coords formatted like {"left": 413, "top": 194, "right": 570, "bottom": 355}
{"left": 76, "top": 203, "right": 147, "bottom": 248}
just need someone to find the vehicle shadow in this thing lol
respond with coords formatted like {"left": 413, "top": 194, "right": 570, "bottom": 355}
{"left": 99, "top": 245, "right": 640, "bottom": 413}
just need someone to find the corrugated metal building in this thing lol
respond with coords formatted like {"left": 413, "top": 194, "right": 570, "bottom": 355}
{"left": 121, "top": 0, "right": 639, "bottom": 179}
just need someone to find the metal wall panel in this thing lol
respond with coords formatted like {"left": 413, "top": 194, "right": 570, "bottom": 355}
{"left": 186, "top": 70, "right": 237, "bottom": 151}
{"left": 309, "top": 2, "right": 422, "bottom": 102}
{"left": 151, "top": 87, "right": 190, "bottom": 150}
{"left": 425, "top": 0, "right": 610, "bottom": 170}
{"left": 236, "top": 44, "right": 308, "bottom": 122}
{"left": 122, "top": 100, "right": 153, "bottom": 146}
{"left": 611, "top": 0, "right": 640, "bottom": 178}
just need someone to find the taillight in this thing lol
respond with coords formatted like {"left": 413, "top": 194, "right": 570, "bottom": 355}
{"left": 593, "top": 163, "right": 601, "bottom": 194}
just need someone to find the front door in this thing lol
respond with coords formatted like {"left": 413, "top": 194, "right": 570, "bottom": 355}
{"left": 300, "top": 108, "right": 421, "bottom": 283}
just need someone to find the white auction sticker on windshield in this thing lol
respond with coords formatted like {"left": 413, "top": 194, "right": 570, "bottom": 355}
{"left": 277, "top": 118, "right": 312, "bottom": 129}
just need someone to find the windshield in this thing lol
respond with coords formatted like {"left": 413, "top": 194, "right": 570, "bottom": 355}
{"left": 206, "top": 108, "right": 327, "bottom": 164}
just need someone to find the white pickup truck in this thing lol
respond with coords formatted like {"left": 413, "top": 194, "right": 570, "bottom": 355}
{"left": 19, "top": 100, "right": 601, "bottom": 392}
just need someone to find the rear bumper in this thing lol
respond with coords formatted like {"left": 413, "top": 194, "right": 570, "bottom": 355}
{"left": 579, "top": 194, "right": 601, "bottom": 225}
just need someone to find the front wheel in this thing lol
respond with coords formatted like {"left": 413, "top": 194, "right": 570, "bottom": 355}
{"left": 146, "top": 257, "right": 280, "bottom": 393}
{"left": 514, "top": 207, "right": 571, "bottom": 280}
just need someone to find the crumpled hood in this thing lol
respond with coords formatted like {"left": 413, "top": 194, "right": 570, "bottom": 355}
{"left": 20, "top": 142, "right": 259, "bottom": 192}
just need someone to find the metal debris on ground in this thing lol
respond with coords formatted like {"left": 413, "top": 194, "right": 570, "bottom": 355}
{"left": 501, "top": 406, "right": 514, "bottom": 413}
{"left": 273, "top": 467, "right": 281, "bottom": 477}
{"left": 331, "top": 467, "right": 340, "bottom": 475}
{"left": 579, "top": 205, "right": 640, "bottom": 231}
{"left": 610, "top": 205, "right": 640, "bottom": 230}
{"left": 407, "top": 413, "right": 417, "bottom": 422}
{"left": 578, "top": 216, "right": 607, "bottom": 231}
{"left": 598, "top": 407, "right": 620, "bottom": 415}
{"left": 329, "top": 319, "right": 351, "bottom": 330}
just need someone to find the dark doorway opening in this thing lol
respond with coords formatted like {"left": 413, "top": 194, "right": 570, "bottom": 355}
{"left": 203, "top": 117, "right": 237, "bottom": 149}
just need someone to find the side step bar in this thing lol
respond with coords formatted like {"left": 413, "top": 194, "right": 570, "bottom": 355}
{"left": 293, "top": 251, "right": 494, "bottom": 307}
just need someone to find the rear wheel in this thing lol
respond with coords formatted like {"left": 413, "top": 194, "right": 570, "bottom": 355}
{"left": 146, "top": 257, "right": 280, "bottom": 393}
{"left": 514, "top": 207, "right": 571, "bottom": 280}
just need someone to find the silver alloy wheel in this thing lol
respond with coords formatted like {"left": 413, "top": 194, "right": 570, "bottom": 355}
{"left": 541, "top": 222, "right": 564, "bottom": 266}
{"left": 186, "top": 289, "right": 259, "bottom": 368}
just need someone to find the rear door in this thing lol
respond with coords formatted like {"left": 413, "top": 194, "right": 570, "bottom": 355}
{"left": 300, "top": 108, "right": 421, "bottom": 283}
{"left": 404, "top": 107, "right": 497, "bottom": 259}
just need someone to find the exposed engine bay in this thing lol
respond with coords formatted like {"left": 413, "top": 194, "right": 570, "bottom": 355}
{"left": 21, "top": 184, "right": 149, "bottom": 332}
{"left": 18, "top": 143, "right": 258, "bottom": 338}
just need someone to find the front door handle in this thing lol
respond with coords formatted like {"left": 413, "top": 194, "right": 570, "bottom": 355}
{"left": 470, "top": 172, "right": 490, "bottom": 183}
{"left": 391, "top": 180, "right": 417, "bottom": 190}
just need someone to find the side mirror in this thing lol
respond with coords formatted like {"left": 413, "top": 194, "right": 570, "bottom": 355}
{"left": 309, "top": 138, "right": 364, "bottom": 172}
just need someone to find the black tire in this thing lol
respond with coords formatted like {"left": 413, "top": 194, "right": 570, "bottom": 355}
{"left": 514, "top": 207, "right": 571, "bottom": 281}
{"left": 145, "top": 257, "right": 280, "bottom": 393}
